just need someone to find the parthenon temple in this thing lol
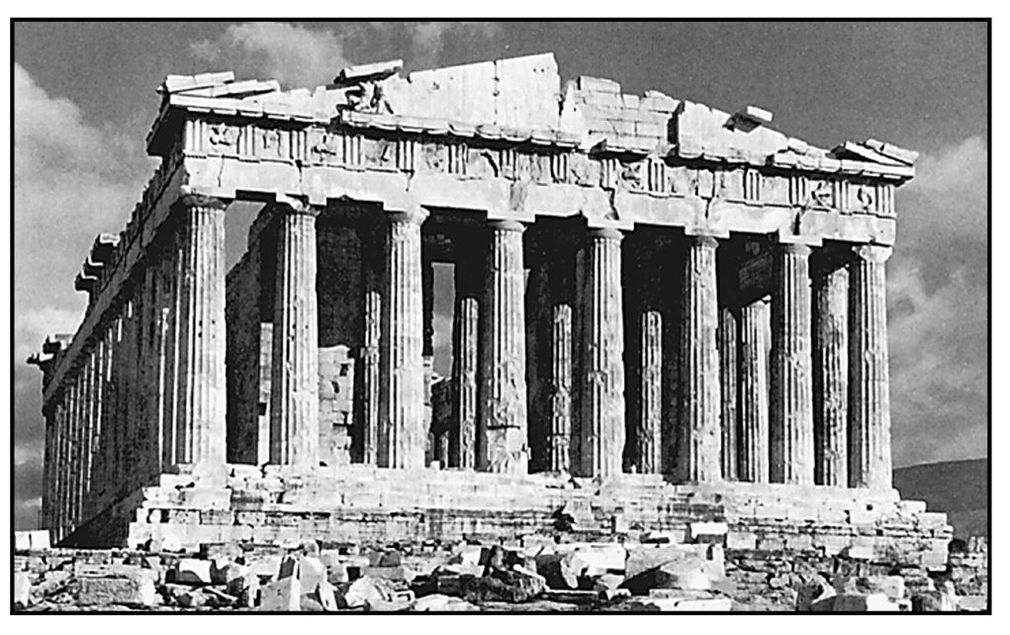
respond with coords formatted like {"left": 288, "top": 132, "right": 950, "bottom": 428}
{"left": 29, "top": 53, "right": 949, "bottom": 559}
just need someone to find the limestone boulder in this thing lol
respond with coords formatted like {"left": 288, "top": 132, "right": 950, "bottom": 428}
{"left": 78, "top": 575, "right": 157, "bottom": 608}
{"left": 555, "top": 543, "right": 626, "bottom": 576}
{"left": 259, "top": 575, "right": 301, "bottom": 611}
{"left": 795, "top": 575, "right": 835, "bottom": 611}
{"left": 173, "top": 558, "right": 213, "bottom": 585}
{"left": 622, "top": 590, "right": 732, "bottom": 612}
{"left": 412, "top": 593, "right": 478, "bottom": 611}
{"left": 447, "top": 545, "right": 483, "bottom": 567}
{"left": 297, "top": 556, "right": 327, "bottom": 595}
{"left": 339, "top": 575, "right": 397, "bottom": 609}
{"left": 622, "top": 547, "right": 723, "bottom": 595}
{"left": 14, "top": 572, "right": 32, "bottom": 608}
{"left": 461, "top": 565, "right": 546, "bottom": 604}
{"left": 625, "top": 543, "right": 708, "bottom": 578}
{"left": 812, "top": 592, "right": 899, "bottom": 612}
{"left": 535, "top": 551, "right": 587, "bottom": 589}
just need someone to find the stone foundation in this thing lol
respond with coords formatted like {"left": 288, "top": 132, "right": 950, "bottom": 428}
{"left": 60, "top": 466, "right": 950, "bottom": 567}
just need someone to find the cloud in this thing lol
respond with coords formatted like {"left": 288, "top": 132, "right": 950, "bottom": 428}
{"left": 191, "top": 22, "right": 350, "bottom": 89}
{"left": 888, "top": 135, "right": 988, "bottom": 467}
{"left": 190, "top": 22, "right": 505, "bottom": 89}
{"left": 370, "top": 22, "right": 504, "bottom": 70}
{"left": 14, "top": 63, "right": 151, "bottom": 528}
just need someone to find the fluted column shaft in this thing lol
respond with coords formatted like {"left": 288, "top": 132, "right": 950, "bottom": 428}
{"left": 718, "top": 306, "right": 738, "bottom": 480}
{"left": 378, "top": 207, "right": 428, "bottom": 469}
{"left": 357, "top": 228, "right": 382, "bottom": 465}
{"left": 738, "top": 298, "right": 770, "bottom": 482}
{"left": 678, "top": 235, "right": 722, "bottom": 483}
{"left": 479, "top": 220, "right": 528, "bottom": 473}
{"left": 849, "top": 245, "right": 893, "bottom": 489}
{"left": 814, "top": 263, "right": 849, "bottom": 486}
{"left": 174, "top": 196, "right": 227, "bottom": 467}
{"left": 635, "top": 309, "right": 663, "bottom": 473}
{"left": 548, "top": 301, "right": 574, "bottom": 472}
{"left": 450, "top": 249, "right": 480, "bottom": 469}
{"left": 157, "top": 246, "right": 176, "bottom": 473}
{"left": 579, "top": 227, "right": 625, "bottom": 478}
{"left": 270, "top": 204, "right": 320, "bottom": 467}
{"left": 770, "top": 243, "right": 814, "bottom": 484}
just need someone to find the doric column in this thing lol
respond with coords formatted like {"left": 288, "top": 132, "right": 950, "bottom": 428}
{"left": 718, "top": 306, "right": 738, "bottom": 480}
{"left": 122, "top": 299, "right": 138, "bottom": 489}
{"left": 479, "top": 220, "right": 528, "bottom": 473}
{"left": 770, "top": 242, "right": 814, "bottom": 484}
{"left": 677, "top": 235, "right": 722, "bottom": 483}
{"left": 71, "top": 369, "right": 83, "bottom": 530}
{"left": 738, "top": 297, "right": 770, "bottom": 482}
{"left": 357, "top": 221, "right": 383, "bottom": 465}
{"left": 548, "top": 299, "right": 574, "bottom": 473}
{"left": 635, "top": 309, "right": 663, "bottom": 473}
{"left": 269, "top": 202, "right": 320, "bottom": 467}
{"left": 155, "top": 246, "right": 175, "bottom": 473}
{"left": 82, "top": 351, "right": 96, "bottom": 520}
{"left": 378, "top": 206, "right": 428, "bottom": 469}
{"left": 579, "top": 227, "right": 625, "bottom": 478}
{"left": 174, "top": 195, "right": 227, "bottom": 467}
{"left": 813, "top": 260, "right": 849, "bottom": 486}
{"left": 849, "top": 245, "right": 893, "bottom": 489}
{"left": 450, "top": 245, "right": 480, "bottom": 469}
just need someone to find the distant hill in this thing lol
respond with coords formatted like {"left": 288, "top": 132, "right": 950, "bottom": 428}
{"left": 893, "top": 458, "right": 988, "bottom": 539}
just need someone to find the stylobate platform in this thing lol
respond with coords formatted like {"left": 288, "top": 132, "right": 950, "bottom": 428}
{"left": 62, "top": 464, "right": 950, "bottom": 568}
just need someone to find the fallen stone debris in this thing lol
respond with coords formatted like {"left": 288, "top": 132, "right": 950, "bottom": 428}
{"left": 11, "top": 530, "right": 989, "bottom": 613}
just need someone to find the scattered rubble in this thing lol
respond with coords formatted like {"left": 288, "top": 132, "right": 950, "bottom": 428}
{"left": 12, "top": 531, "right": 989, "bottom": 613}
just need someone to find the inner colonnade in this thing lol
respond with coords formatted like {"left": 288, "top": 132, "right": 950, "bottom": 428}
{"left": 230, "top": 198, "right": 893, "bottom": 490}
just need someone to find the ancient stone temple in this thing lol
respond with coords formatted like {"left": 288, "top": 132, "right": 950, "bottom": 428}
{"left": 28, "top": 53, "right": 949, "bottom": 564}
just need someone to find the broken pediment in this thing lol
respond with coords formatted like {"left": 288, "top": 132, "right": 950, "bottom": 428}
{"left": 148, "top": 52, "right": 916, "bottom": 178}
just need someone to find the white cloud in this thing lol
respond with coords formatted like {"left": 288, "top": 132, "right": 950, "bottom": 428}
{"left": 191, "top": 22, "right": 350, "bottom": 89}
{"left": 900, "top": 135, "right": 987, "bottom": 241}
{"left": 887, "top": 134, "right": 988, "bottom": 467}
{"left": 908, "top": 135, "right": 987, "bottom": 194}
{"left": 14, "top": 63, "right": 146, "bottom": 354}
{"left": 190, "top": 22, "right": 506, "bottom": 89}
{"left": 14, "top": 64, "right": 151, "bottom": 519}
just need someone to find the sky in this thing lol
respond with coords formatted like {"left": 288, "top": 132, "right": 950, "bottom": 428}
{"left": 12, "top": 21, "right": 988, "bottom": 529}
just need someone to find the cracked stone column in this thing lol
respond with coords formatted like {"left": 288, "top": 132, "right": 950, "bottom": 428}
{"left": 718, "top": 306, "right": 738, "bottom": 480}
{"left": 677, "top": 235, "right": 722, "bottom": 483}
{"left": 174, "top": 194, "right": 227, "bottom": 469}
{"left": 738, "top": 297, "right": 770, "bottom": 483}
{"left": 770, "top": 242, "right": 814, "bottom": 484}
{"left": 479, "top": 220, "right": 528, "bottom": 473}
{"left": 358, "top": 222, "right": 383, "bottom": 465}
{"left": 379, "top": 206, "right": 428, "bottom": 469}
{"left": 636, "top": 308, "right": 663, "bottom": 474}
{"left": 269, "top": 201, "right": 320, "bottom": 467}
{"left": 450, "top": 245, "right": 480, "bottom": 469}
{"left": 579, "top": 227, "right": 625, "bottom": 478}
{"left": 813, "top": 260, "right": 849, "bottom": 486}
{"left": 849, "top": 245, "right": 893, "bottom": 489}
{"left": 548, "top": 296, "right": 574, "bottom": 473}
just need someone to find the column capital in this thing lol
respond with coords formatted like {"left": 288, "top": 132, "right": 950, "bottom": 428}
{"left": 685, "top": 233, "right": 720, "bottom": 249}
{"left": 777, "top": 241, "right": 813, "bottom": 257}
{"left": 385, "top": 205, "right": 429, "bottom": 226}
{"left": 487, "top": 219, "right": 527, "bottom": 233}
{"left": 852, "top": 244, "right": 893, "bottom": 263}
{"left": 587, "top": 226, "right": 624, "bottom": 241}
{"left": 775, "top": 229, "right": 822, "bottom": 250}
{"left": 177, "top": 191, "right": 227, "bottom": 211}
{"left": 272, "top": 195, "right": 319, "bottom": 217}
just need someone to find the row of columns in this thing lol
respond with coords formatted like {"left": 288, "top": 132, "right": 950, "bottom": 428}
{"left": 226, "top": 203, "right": 896, "bottom": 489}
{"left": 43, "top": 196, "right": 228, "bottom": 540}
{"left": 43, "top": 194, "right": 895, "bottom": 539}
